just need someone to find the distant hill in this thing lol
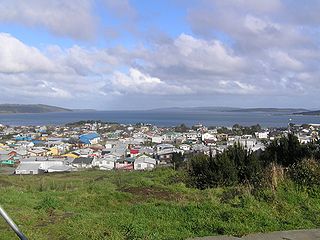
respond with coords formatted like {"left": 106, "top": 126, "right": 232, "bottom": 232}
{"left": 0, "top": 104, "right": 72, "bottom": 114}
{"left": 149, "top": 106, "right": 241, "bottom": 112}
{"left": 149, "top": 107, "right": 308, "bottom": 114}
{"left": 228, "top": 108, "right": 308, "bottom": 113}
{"left": 294, "top": 110, "right": 320, "bottom": 115}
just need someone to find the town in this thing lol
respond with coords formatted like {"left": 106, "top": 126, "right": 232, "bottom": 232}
{"left": 0, "top": 121, "right": 319, "bottom": 175}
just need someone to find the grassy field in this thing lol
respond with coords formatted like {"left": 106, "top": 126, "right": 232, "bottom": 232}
{"left": 1, "top": 169, "right": 320, "bottom": 240}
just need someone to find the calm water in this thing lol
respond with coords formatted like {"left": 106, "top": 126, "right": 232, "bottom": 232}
{"left": 0, "top": 111, "right": 319, "bottom": 127}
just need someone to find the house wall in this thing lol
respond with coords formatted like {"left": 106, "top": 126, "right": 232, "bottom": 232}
{"left": 134, "top": 162, "right": 155, "bottom": 170}
{"left": 97, "top": 160, "right": 115, "bottom": 170}
{"left": 15, "top": 169, "right": 39, "bottom": 175}
{"left": 115, "top": 162, "right": 133, "bottom": 170}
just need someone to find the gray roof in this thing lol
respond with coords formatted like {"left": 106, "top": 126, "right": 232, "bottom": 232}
{"left": 72, "top": 157, "right": 93, "bottom": 164}
{"left": 47, "top": 165, "right": 72, "bottom": 172}
{"left": 16, "top": 162, "right": 41, "bottom": 171}
{"left": 135, "top": 155, "right": 156, "bottom": 165}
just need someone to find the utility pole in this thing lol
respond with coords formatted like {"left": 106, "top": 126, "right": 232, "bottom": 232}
{"left": 0, "top": 206, "right": 28, "bottom": 240}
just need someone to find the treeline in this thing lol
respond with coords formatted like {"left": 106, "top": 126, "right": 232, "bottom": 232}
{"left": 65, "top": 120, "right": 118, "bottom": 126}
{"left": 216, "top": 124, "right": 262, "bottom": 135}
{"left": 185, "top": 134, "right": 320, "bottom": 189}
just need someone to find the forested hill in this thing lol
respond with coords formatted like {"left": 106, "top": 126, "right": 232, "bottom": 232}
{"left": 0, "top": 104, "right": 72, "bottom": 114}
{"left": 294, "top": 110, "right": 320, "bottom": 115}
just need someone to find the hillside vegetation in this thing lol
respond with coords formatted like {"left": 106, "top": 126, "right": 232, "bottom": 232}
{"left": 1, "top": 169, "right": 320, "bottom": 240}
{"left": 0, "top": 104, "right": 71, "bottom": 114}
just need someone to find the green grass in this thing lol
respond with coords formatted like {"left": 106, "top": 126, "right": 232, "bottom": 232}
{"left": 1, "top": 169, "right": 320, "bottom": 239}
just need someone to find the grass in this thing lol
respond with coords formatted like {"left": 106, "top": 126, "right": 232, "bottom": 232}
{"left": 0, "top": 169, "right": 320, "bottom": 239}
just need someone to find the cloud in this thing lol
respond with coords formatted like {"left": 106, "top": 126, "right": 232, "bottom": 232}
{"left": 0, "top": 0, "right": 97, "bottom": 40}
{"left": 145, "top": 34, "right": 245, "bottom": 77}
{"left": 139, "top": 33, "right": 256, "bottom": 95}
{"left": 109, "top": 68, "right": 192, "bottom": 95}
{"left": 103, "top": 0, "right": 137, "bottom": 20}
{"left": 178, "top": 0, "right": 320, "bottom": 99}
{"left": 0, "top": 33, "right": 129, "bottom": 105}
{"left": 0, "top": 33, "right": 54, "bottom": 73}
{"left": 268, "top": 50, "right": 303, "bottom": 71}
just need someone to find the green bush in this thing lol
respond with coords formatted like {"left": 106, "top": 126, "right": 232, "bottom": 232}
{"left": 187, "top": 144, "right": 262, "bottom": 189}
{"left": 35, "top": 195, "right": 61, "bottom": 211}
{"left": 289, "top": 159, "right": 320, "bottom": 187}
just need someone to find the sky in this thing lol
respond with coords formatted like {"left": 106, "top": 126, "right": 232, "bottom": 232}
{"left": 0, "top": 0, "right": 320, "bottom": 110}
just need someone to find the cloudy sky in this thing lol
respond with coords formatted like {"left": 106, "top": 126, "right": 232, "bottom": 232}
{"left": 0, "top": 0, "right": 319, "bottom": 110}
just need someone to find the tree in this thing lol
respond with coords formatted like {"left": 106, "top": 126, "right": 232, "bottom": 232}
{"left": 187, "top": 143, "right": 262, "bottom": 189}
{"left": 174, "top": 124, "right": 189, "bottom": 133}
{"left": 262, "top": 134, "right": 307, "bottom": 167}
{"left": 172, "top": 152, "right": 185, "bottom": 170}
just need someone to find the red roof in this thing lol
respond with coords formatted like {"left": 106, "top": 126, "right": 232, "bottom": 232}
{"left": 130, "top": 149, "right": 139, "bottom": 154}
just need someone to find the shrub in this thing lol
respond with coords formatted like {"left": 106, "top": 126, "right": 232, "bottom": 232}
{"left": 187, "top": 144, "right": 262, "bottom": 189}
{"left": 289, "top": 159, "right": 320, "bottom": 187}
{"left": 35, "top": 195, "right": 60, "bottom": 212}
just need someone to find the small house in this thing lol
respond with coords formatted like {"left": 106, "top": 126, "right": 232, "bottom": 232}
{"left": 134, "top": 155, "right": 156, "bottom": 170}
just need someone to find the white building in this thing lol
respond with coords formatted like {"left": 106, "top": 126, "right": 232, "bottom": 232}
{"left": 179, "top": 144, "right": 191, "bottom": 151}
{"left": 201, "top": 133, "right": 217, "bottom": 142}
{"left": 134, "top": 155, "right": 156, "bottom": 170}
{"left": 95, "top": 155, "right": 116, "bottom": 170}
{"left": 256, "top": 132, "right": 269, "bottom": 139}
{"left": 152, "top": 136, "right": 163, "bottom": 144}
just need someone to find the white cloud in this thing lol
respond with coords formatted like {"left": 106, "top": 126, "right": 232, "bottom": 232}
{"left": 0, "top": 0, "right": 97, "bottom": 40}
{"left": 244, "top": 15, "right": 280, "bottom": 34}
{"left": 0, "top": 33, "right": 54, "bottom": 73}
{"left": 268, "top": 50, "right": 304, "bottom": 71}
{"left": 146, "top": 33, "right": 245, "bottom": 78}
{"left": 109, "top": 68, "right": 192, "bottom": 95}
{"left": 103, "top": 0, "right": 137, "bottom": 20}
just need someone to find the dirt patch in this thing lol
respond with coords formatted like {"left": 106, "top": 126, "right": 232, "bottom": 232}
{"left": 93, "top": 175, "right": 106, "bottom": 181}
{"left": 36, "top": 211, "right": 75, "bottom": 228}
{"left": 121, "top": 186, "right": 183, "bottom": 201}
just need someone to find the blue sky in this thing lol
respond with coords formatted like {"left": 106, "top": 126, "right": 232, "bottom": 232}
{"left": 0, "top": 0, "right": 319, "bottom": 110}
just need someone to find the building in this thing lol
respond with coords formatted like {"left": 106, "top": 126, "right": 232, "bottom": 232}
{"left": 79, "top": 132, "right": 100, "bottom": 145}
{"left": 134, "top": 155, "right": 156, "bottom": 170}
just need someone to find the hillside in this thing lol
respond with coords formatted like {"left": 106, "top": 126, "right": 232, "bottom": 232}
{"left": 294, "top": 110, "right": 320, "bottom": 115}
{"left": 229, "top": 108, "right": 308, "bottom": 113}
{"left": 149, "top": 107, "right": 308, "bottom": 113}
{"left": 0, "top": 104, "right": 72, "bottom": 114}
{"left": 1, "top": 169, "right": 320, "bottom": 240}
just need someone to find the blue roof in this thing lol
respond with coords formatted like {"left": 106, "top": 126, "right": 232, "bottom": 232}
{"left": 32, "top": 140, "right": 44, "bottom": 145}
{"left": 15, "top": 136, "right": 32, "bottom": 141}
{"left": 79, "top": 132, "right": 100, "bottom": 144}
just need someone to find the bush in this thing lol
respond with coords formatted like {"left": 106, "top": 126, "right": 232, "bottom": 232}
{"left": 262, "top": 134, "right": 311, "bottom": 167}
{"left": 289, "top": 159, "right": 320, "bottom": 187}
{"left": 187, "top": 144, "right": 262, "bottom": 189}
{"left": 35, "top": 195, "right": 60, "bottom": 212}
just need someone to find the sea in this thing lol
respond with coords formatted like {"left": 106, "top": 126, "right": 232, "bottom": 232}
{"left": 0, "top": 110, "right": 319, "bottom": 128}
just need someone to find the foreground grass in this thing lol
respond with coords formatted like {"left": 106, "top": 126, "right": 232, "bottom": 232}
{"left": 0, "top": 169, "right": 320, "bottom": 239}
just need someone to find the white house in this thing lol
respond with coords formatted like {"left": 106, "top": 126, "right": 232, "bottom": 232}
{"left": 201, "top": 133, "right": 217, "bottom": 142}
{"left": 95, "top": 155, "right": 116, "bottom": 170}
{"left": 298, "top": 135, "right": 312, "bottom": 144}
{"left": 134, "top": 155, "right": 156, "bottom": 170}
{"left": 179, "top": 144, "right": 191, "bottom": 151}
{"left": 47, "top": 165, "right": 72, "bottom": 173}
{"left": 15, "top": 162, "right": 42, "bottom": 175}
{"left": 152, "top": 136, "right": 163, "bottom": 144}
{"left": 256, "top": 132, "right": 269, "bottom": 139}
{"left": 15, "top": 157, "right": 72, "bottom": 174}
{"left": 71, "top": 157, "right": 94, "bottom": 168}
